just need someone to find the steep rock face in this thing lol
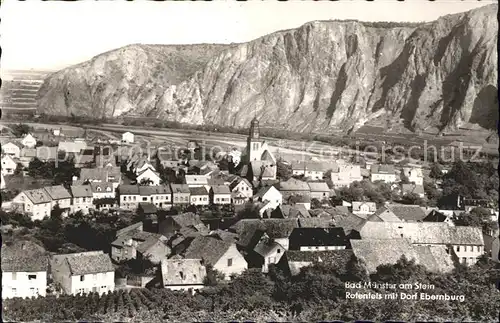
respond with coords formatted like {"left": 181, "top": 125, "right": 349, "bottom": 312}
{"left": 38, "top": 5, "right": 497, "bottom": 133}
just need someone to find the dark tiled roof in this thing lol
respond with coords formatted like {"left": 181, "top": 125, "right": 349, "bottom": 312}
{"left": 1, "top": 240, "right": 48, "bottom": 272}
{"left": 211, "top": 185, "right": 231, "bottom": 194}
{"left": 189, "top": 186, "right": 209, "bottom": 196}
{"left": 298, "top": 217, "right": 336, "bottom": 228}
{"left": 184, "top": 235, "right": 233, "bottom": 265}
{"left": 70, "top": 185, "right": 93, "bottom": 198}
{"left": 44, "top": 185, "right": 71, "bottom": 200}
{"left": 56, "top": 251, "right": 114, "bottom": 275}
{"left": 138, "top": 202, "right": 158, "bottom": 214}
{"left": 171, "top": 212, "right": 203, "bottom": 228}
{"left": 307, "top": 182, "right": 330, "bottom": 192}
{"left": 278, "top": 178, "right": 310, "bottom": 191}
{"left": 371, "top": 164, "right": 395, "bottom": 174}
{"left": 387, "top": 204, "right": 427, "bottom": 222}
{"left": 170, "top": 184, "right": 190, "bottom": 194}
{"left": 289, "top": 227, "right": 347, "bottom": 248}
{"left": 119, "top": 185, "right": 140, "bottom": 195}
{"left": 23, "top": 188, "right": 52, "bottom": 204}
{"left": 90, "top": 181, "right": 114, "bottom": 193}
{"left": 423, "top": 210, "right": 449, "bottom": 222}
{"left": 139, "top": 185, "right": 171, "bottom": 195}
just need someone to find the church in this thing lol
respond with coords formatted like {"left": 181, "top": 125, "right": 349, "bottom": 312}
{"left": 239, "top": 118, "right": 277, "bottom": 185}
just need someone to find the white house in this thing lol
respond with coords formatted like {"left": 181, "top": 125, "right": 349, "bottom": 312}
{"left": 370, "top": 164, "right": 397, "bottom": 183}
{"left": 2, "top": 142, "right": 21, "bottom": 158}
{"left": 403, "top": 167, "right": 424, "bottom": 186}
{"left": 211, "top": 185, "right": 232, "bottom": 205}
{"left": 1, "top": 155, "right": 18, "bottom": 175}
{"left": 44, "top": 185, "right": 72, "bottom": 214}
{"left": 253, "top": 238, "right": 285, "bottom": 273}
{"left": 50, "top": 251, "right": 115, "bottom": 295}
{"left": 21, "top": 134, "right": 37, "bottom": 148}
{"left": 189, "top": 187, "right": 210, "bottom": 206}
{"left": 352, "top": 201, "right": 377, "bottom": 217}
{"left": 137, "top": 168, "right": 161, "bottom": 186}
{"left": 291, "top": 162, "right": 329, "bottom": 180}
{"left": 12, "top": 189, "right": 52, "bottom": 220}
{"left": 330, "top": 164, "right": 363, "bottom": 188}
{"left": 184, "top": 236, "right": 248, "bottom": 280}
{"left": 122, "top": 132, "right": 134, "bottom": 144}
{"left": 138, "top": 185, "right": 172, "bottom": 209}
{"left": 1, "top": 240, "right": 48, "bottom": 299}
{"left": 161, "top": 258, "right": 206, "bottom": 291}
{"left": 230, "top": 178, "right": 253, "bottom": 201}
{"left": 253, "top": 186, "right": 282, "bottom": 209}
{"left": 70, "top": 185, "right": 94, "bottom": 214}
{"left": 90, "top": 182, "right": 116, "bottom": 199}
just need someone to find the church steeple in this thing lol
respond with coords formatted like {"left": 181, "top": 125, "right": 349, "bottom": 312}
{"left": 249, "top": 117, "right": 260, "bottom": 139}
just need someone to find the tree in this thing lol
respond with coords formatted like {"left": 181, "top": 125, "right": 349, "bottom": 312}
{"left": 454, "top": 207, "right": 496, "bottom": 233}
{"left": 429, "top": 163, "right": 443, "bottom": 179}
{"left": 400, "top": 174, "right": 410, "bottom": 184}
{"left": 276, "top": 160, "right": 292, "bottom": 181}
{"left": 203, "top": 264, "right": 225, "bottom": 286}
{"left": 11, "top": 123, "right": 33, "bottom": 137}
{"left": 400, "top": 192, "right": 426, "bottom": 206}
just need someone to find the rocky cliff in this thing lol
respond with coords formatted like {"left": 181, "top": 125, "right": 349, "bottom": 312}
{"left": 37, "top": 4, "right": 498, "bottom": 133}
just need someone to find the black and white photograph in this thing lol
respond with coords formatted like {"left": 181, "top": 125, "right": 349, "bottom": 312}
{"left": 0, "top": 0, "right": 498, "bottom": 321}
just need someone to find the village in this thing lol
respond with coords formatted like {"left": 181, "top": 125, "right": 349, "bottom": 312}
{"left": 1, "top": 118, "right": 499, "bottom": 301}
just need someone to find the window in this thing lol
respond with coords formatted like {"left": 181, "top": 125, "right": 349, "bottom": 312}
{"left": 82, "top": 197, "right": 86, "bottom": 203}
{"left": 179, "top": 271, "right": 184, "bottom": 280}
{"left": 142, "top": 197, "right": 147, "bottom": 201}
{"left": 97, "top": 187, "right": 102, "bottom": 192}
{"left": 477, "top": 246, "right": 481, "bottom": 252}
{"left": 28, "top": 274, "right": 37, "bottom": 280}
{"left": 80, "top": 275, "right": 85, "bottom": 282}
{"left": 227, "top": 258, "right": 233, "bottom": 267}
{"left": 133, "top": 196, "right": 136, "bottom": 201}
{"left": 457, "top": 246, "right": 461, "bottom": 252}
{"left": 12, "top": 272, "right": 17, "bottom": 280}
{"left": 461, "top": 257, "right": 467, "bottom": 264}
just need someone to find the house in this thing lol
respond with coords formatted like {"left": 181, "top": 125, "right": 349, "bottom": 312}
{"left": 351, "top": 239, "right": 454, "bottom": 273}
{"left": 1, "top": 240, "right": 48, "bottom": 299}
{"left": 252, "top": 237, "right": 286, "bottom": 273}
{"left": 403, "top": 167, "right": 423, "bottom": 185}
{"left": 330, "top": 164, "right": 363, "bottom": 188}
{"left": 158, "top": 212, "right": 208, "bottom": 239}
{"left": 77, "top": 167, "right": 121, "bottom": 189}
{"left": 229, "top": 218, "right": 299, "bottom": 251}
{"left": 253, "top": 185, "right": 282, "bottom": 209}
{"left": 44, "top": 185, "right": 72, "bottom": 214}
{"left": 36, "top": 146, "right": 58, "bottom": 162}
{"left": 139, "top": 185, "right": 172, "bottom": 209}
{"left": 189, "top": 160, "right": 219, "bottom": 176}
{"left": 307, "top": 182, "right": 331, "bottom": 200}
{"left": 160, "top": 258, "right": 206, "bottom": 291}
{"left": 95, "top": 155, "right": 117, "bottom": 168}
{"left": 278, "top": 178, "right": 311, "bottom": 201}
{"left": 111, "top": 224, "right": 169, "bottom": 264}
{"left": 122, "top": 131, "right": 134, "bottom": 144}
{"left": 2, "top": 142, "right": 21, "bottom": 158}
{"left": 210, "top": 185, "right": 231, "bottom": 205}
{"left": 281, "top": 249, "right": 354, "bottom": 276}
{"left": 90, "top": 182, "right": 115, "bottom": 199}
{"left": 50, "top": 251, "right": 115, "bottom": 295}
{"left": 288, "top": 227, "right": 347, "bottom": 251}
{"left": 291, "top": 161, "right": 329, "bottom": 180}
{"left": 21, "top": 133, "right": 37, "bottom": 148}
{"left": 138, "top": 202, "right": 158, "bottom": 217}
{"left": 19, "top": 148, "right": 36, "bottom": 167}
{"left": 288, "top": 194, "right": 312, "bottom": 210}
{"left": 1, "top": 154, "right": 17, "bottom": 175}
{"left": 359, "top": 222, "right": 485, "bottom": 266}
{"left": 183, "top": 235, "right": 248, "bottom": 280}
{"left": 272, "top": 204, "right": 310, "bottom": 219}
{"left": 370, "top": 164, "right": 396, "bottom": 183}
{"left": 118, "top": 185, "right": 140, "bottom": 210}
{"left": 401, "top": 184, "right": 425, "bottom": 198}
{"left": 422, "top": 210, "right": 454, "bottom": 226}
{"left": 137, "top": 168, "right": 161, "bottom": 186}
{"left": 12, "top": 189, "right": 52, "bottom": 220}
{"left": 70, "top": 185, "right": 93, "bottom": 214}
{"left": 386, "top": 204, "right": 428, "bottom": 222}
{"left": 189, "top": 187, "right": 210, "bottom": 206}
{"left": 363, "top": 207, "right": 402, "bottom": 222}
{"left": 170, "top": 184, "right": 191, "bottom": 205}
{"left": 58, "top": 140, "right": 87, "bottom": 154}
{"left": 185, "top": 175, "right": 209, "bottom": 189}
{"left": 230, "top": 177, "right": 253, "bottom": 203}
{"left": 351, "top": 201, "right": 377, "bottom": 217}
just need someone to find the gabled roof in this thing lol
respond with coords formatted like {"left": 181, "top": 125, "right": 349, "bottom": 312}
{"left": 371, "top": 164, "right": 395, "bottom": 175}
{"left": 307, "top": 182, "right": 330, "bottom": 192}
{"left": 119, "top": 185, "right": 140, "bottom": 195}
{"left": 184, "top": 235, "right": 234, "bottom": 265}
{"left": 161, "top": 258, "right": 206, "bottom": 286}
{"left": 254, "top": 239, "right": 284, "bottom": 257}
{"left": 80, "top": 167, "right": 121, "bottom": 183}
{"left": 90, "top": 182, "right": 114, "bottom": 193}
{"left": 289, "top": 227, "right": 347, "bottom": 248}
{"left": 278, "top": 178, "right": 310, "bottom": 191}
{"left": 137, "top": 167, "right": 160, "bottom": 177}
{"left": 352, "top": 201, "right": 377, "bottom": 212}
{"left": 254, "top": 185, "right": 280, "bottom": 201}
{"left": 70, "top": 185, "right": 93, "bottom": 198}
{"left": 53, "top": 251, "right": 114, "bottom": 275}
{"left": 185, "top": 175, "right": 209, "bottom": 186}
{"left": 360, "top": 222, "right": 485, "bottom": 245}
{"left": 298, "top": 217, "right": 335, "bottom": 228}
{"left": 23, "top": 188, "right": 52, "bottom": 204}
{"left": 229, "top": 177, "right": 252, "bottom": 191}
{"left": 278, "top": 205, "right": 310, "bottom": 218}
{"left": 387, "top": 204, "right": 427, "bottom": 222}
{"left": 139, "top": 185, "right": 171, "bottom": 195}
{"left": 136, "top": 235, "right": 168, "bottom": 255}
{"left": 170, "top": 212, "right": 204, "bottom": 228}
{"left": 423, "top": 210, "right": 449, "bottom": 223}
{"left": 366, "top": 207, "right": 402, "bottom": 222}
{"left": 211, "top": 184, "right": 231, "bottom": 194}
{"left": 44, "top": 185, "right": 71, "bottom": 200}
{"left": 1, "top": 240, "right": 48, "bottom": 272}
{"left": 189, "top": 186, "right": 209, "bottom": 196}
{"left": 138, "top": 202, "right": 157, "bottom": 214}
{"left": 170, "top": 184, "right": 190, "bottom": 194}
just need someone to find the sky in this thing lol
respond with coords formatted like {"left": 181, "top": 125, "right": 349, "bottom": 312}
{"left": 0, "top": 0, "right": 495, "bottom": 71}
